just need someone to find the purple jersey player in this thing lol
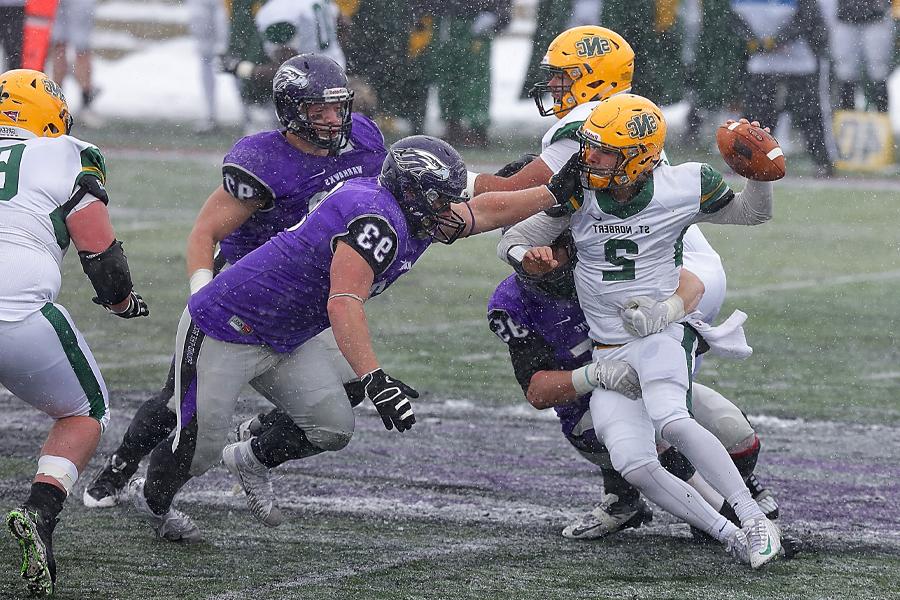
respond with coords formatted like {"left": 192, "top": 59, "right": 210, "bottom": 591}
{"left": 127, "top": 135, "right": 585, "bottom": 538}
{"left": 82, "top": 54, "right": 385, "bottom": 515}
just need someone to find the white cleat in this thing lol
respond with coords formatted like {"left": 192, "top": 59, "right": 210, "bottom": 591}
{"left": 561, "top": 494, "right": 653, "bottom": 540}
{"left": 744, "top": 517, "right": 782, "bottom": 569}
{"left": 129, "top": 478, "right": 202, "bottom": 543}
{"left": 725, "top": 528, "right": 751, "bottom": 565}
{"left": 222, "top": 441, "right": 283, "bottom": 527}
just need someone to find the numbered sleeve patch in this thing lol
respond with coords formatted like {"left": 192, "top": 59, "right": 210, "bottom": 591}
{"left": 336, "top": 214, "right": 399, "bottom": 277}
{"left": 223, "top": 164, "right": 276, "bottom": 209}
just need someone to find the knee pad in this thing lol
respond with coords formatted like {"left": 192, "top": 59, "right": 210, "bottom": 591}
{"left": 37, "top": 455, "right": 79, "bottom": 494}
{"left": 306, "top": 428, "right": 352, "bottom": 452}
{"left": 691, "top": 383, "right": 755, "bottom": 450}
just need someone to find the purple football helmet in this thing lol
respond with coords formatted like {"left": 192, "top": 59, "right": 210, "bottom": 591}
{"left": 379, "top": 135, "right": 468, "bottom": 244}
{"left": 273, "top": 54, "right": 354, "bottom": 154}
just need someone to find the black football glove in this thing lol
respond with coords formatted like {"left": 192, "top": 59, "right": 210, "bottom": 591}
{"left": 362, "top": 368, "right": 418, "bottom": 432}
{"left": 343, "top": 379, "right": 366, "bottom": 408}
{"left": 494, "top": 153, "right": 538, "bottom": 177}
{"left": 545, "top": 153, "right": 584, "bottom": 217}
{"left": 93, "top": 291, "right": 149, "bottom": 319}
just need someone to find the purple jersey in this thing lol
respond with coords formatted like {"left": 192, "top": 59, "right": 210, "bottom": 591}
{"left": 218, "top": 113, "right": 386, "bottom": 263}
{"left": 488, "top": 275, "right": 594, "bottom": 441}
{"left": 189, "top": 177, "right": 431, "bottom": 353}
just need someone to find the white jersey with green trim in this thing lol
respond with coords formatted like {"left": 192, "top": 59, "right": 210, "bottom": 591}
{"left": 255, "top": 0, "right": 345, "bottom": 67}
{"left": 570, "top": 161, "right": 732, "bottom": 345}
{"left": 0, "top": 135, "right": 106, "bottom": 321}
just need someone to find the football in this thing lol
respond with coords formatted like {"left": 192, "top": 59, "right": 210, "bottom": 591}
{"left": 716, "top": 121, "right": 786, "bottom": 181}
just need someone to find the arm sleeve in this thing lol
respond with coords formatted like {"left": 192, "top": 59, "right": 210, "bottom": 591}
{"left": 488, "top": 308, "right": 558, "bottom": 395}
{"left": 695, "top": 178, "right": 773, "bottom": 225}
{"left": 332, "top": 215, "right": 399, "bottom": 277}
{"left": 497, "top": 212, "right": 571, "bottom": 264}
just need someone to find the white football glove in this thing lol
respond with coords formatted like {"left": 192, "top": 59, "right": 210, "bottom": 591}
{"left": 572, "top": 358, "right": 641, "bottom": 400}
{"left": 621, "top": 295, "right": 685, "bottom": 337}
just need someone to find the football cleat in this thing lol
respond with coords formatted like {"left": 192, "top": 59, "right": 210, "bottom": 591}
{"left": 725, "top": 527, "right": 751, "bottom": 566}
{"left": 562, "top": 494, "right": 653, "bottom": 540}
{"left": 83, "top": 453, "right": 133, "bottom": 508}
{"left": 6, "top": 507, "right": 56, "bottom": 597}
{"left": 129, "top": 478, "right": 202, "bottom": 543}
{"left": 744, "top": 517, "right": 782, "bottom": 569}
{"left": 222, "top": 441, "right": 283, "bottom": 527}
{"left": 746, "top": 474, "right": 779, "bottom": 520}
{"left": 227, "top": 417, "right": 256, "bottom": 445}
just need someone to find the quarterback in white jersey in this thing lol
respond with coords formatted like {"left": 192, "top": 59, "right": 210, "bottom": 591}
{"left": 255, "top": 0, "right": 345, "bottom": 68}
{"left": 529, "top": 95, "right": 782, "bottom": 569}
{"left": 0, "top": 69, "right": 148, "bottom": 597}
{"left": 468, "top": 26, "right": 776, "bottom": 546}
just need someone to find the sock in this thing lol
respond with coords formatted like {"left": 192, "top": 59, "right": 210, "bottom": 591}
{"left": 624, "top": 462, "right": 738, "bottom": 543}
{"left": 24, "top": 482, "right": 66, "bottom": 528}
{"left": 661, "top": 418, "right": 765, "bottom": 524}
{"left": 686, "top": 473, "right": 725, "bottom": 510}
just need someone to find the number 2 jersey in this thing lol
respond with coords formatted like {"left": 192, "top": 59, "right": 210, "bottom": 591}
{"left": 0, "top": 135, "right": 106, "bottom": 321}
{"left": 571, "top": 162, "right": 734, "bottom": 345}
{"left": 219, "top": 113, "right": 386, "bottom": 264}
{"left": 189, "top": 177, "right": 431, "bottom": 353}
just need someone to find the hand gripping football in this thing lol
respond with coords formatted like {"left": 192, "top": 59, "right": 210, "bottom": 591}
{"left": 716, "top": 121, "right": 786, "bottom": 181}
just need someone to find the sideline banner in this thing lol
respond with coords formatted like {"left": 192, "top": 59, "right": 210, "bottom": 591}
{"left": 833, "top": 110, "right": 894, "bottom": 173}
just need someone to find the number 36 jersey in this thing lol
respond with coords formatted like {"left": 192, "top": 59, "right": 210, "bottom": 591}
{"left": 0, "top": 135, "right": 106, "bottom": 321}
{"left": 570, "top": 161, "right": 733, "bottom": 345}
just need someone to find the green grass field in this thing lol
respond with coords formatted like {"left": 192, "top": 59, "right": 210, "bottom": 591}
{"left": 2, "top": 129, "right": 900, "bottom": 599}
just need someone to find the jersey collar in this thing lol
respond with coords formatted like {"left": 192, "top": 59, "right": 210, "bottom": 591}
{"left": 592, "top": 177, "right": 654, "bottom": 219}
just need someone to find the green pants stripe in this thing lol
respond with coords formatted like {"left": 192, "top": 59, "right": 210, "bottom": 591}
{"left": 39, "top": 303, "right": 106, "bottom": 422}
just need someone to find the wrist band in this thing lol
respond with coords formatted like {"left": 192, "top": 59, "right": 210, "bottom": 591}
{"left": 571, "top": 363, "right": 598, "bottom": 396}
{"left": 189, "top": 268, "right": 213, "bottom": 295}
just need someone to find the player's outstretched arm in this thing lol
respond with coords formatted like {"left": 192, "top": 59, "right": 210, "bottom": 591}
{"left": 460, "top": 153, "right": 582, "bottom": 237}
{"left": 466, "top": 154, "right": 553, "bottom": 196}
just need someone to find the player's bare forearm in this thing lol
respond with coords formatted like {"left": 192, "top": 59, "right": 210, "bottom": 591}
{"left": 473, "top": 158, "right": 553, "bottom": 195}
{"left": 526, "top": 370, "right": 580, "bottom": 409}
{"left": 465, "top": 186, "right": 555, "bottom": 236}
{"left": 677, "top": 269, "right": 705, "bottom": 314}
{"left": 187, "top": 186, "right": 257, "bottom": 276}
{"left": 327, "top": 298, "right": 379, "bottom": 377}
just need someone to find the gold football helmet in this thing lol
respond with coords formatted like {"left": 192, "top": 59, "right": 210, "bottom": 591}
{"left": 577, "top": 94, "right": 666, "bottom": 190}
{"left": 530, "top": 26, "right": 635, "bottom": 118}
{"left": 0, "top": 69, "right": 73, "bottom": 139}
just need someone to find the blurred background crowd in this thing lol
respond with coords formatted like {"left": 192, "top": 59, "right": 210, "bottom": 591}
{"left": 0, "top": 0, "right": 897, "bottom": 175}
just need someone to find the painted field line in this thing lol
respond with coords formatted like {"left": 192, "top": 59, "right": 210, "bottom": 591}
{"left": 728, "top": 269, "right": 900, "bottom": 298}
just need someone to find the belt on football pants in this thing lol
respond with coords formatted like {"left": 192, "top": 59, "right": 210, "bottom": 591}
{"left": 592, "top": 340, "right": 623, "bottom": 350}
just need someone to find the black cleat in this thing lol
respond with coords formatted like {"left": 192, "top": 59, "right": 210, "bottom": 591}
{"left": 746, "top": 474, "right": 779, "bottom": 520}
{"left": 83, "top": 453, "right": 134, "bottom": 508}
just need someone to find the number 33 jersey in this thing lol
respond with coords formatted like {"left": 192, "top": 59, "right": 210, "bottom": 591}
{"left": 570, "top": 161, "right": 732, "bottom": 345}
{"left": 189, "top": 177, "right": 431, "bottom": 353}
{"left": 0, "top": 136, "right": 107, "bottom": 321}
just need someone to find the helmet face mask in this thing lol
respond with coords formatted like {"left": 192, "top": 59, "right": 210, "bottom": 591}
{"left": 576, "top": 94, "right": 666, "bottom": 192}
{"left": 379, "top": 136, "right": 468, "bottom": 245}
{"left": 273, "top": 55, "right": 354, "bottom": 154}
{"left": 528, "top": 26, "right": 635, "bottom": 119}
{"left": 0, "top": 69, "right": 73, "bottom": 139}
